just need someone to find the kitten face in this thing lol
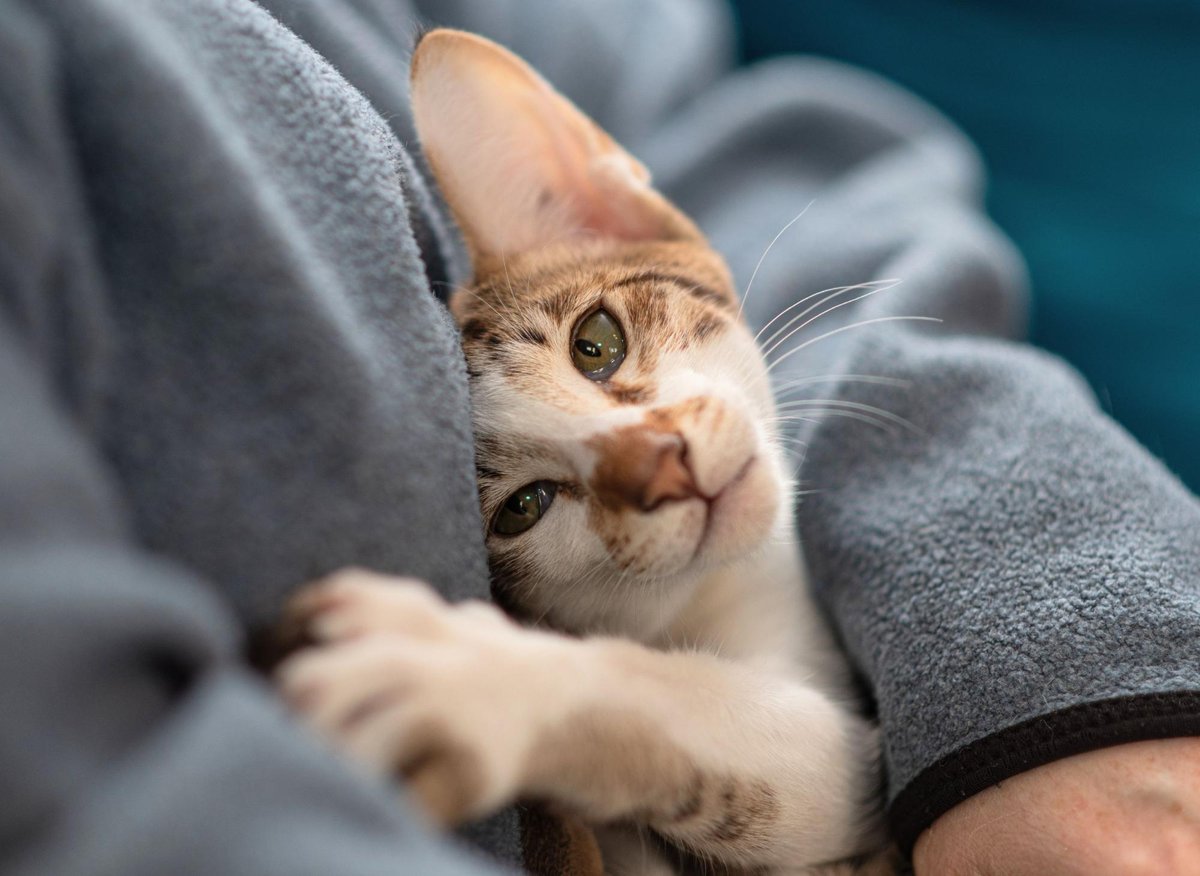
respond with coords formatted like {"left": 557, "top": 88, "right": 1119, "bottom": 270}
{"left": 411, "top": 30, "right": 789, "bottom": 636}
{"left": 455, "top": 242, "right": 788, "bottom": 636}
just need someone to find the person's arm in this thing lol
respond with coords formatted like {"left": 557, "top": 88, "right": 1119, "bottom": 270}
{"left": 914, "top": 737, "right": 1200, "bottom": 875}
{"left": 0, "top": 316, "right": 508, "bottom": 876}
{"left": 0, "top": 8, "right": 500, "bottom": 870}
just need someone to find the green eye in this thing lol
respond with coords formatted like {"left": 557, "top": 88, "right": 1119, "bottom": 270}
{"left": 571, "top": 309, "right": 626, "bottom": 380}
{"left": 493, "top": 481, "right": 557, "bottom": 536}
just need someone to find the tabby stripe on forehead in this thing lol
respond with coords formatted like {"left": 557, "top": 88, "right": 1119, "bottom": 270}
{"left": 610, "top": 271, "right": 733, "bottom": 310}
{"left": 476, "top": 463, "right": 502, "bottom": 482}
{"left": 462, "top": 318, "right": 547, "bottom": 347}
{"left": 535, "top": 289, "right": 575, "bottom": 321}
{"left": 461, "top": 318, "right": 490, "bottom": 341}
{"left": 513, "top": 326, "right": 548, "bottom": 345}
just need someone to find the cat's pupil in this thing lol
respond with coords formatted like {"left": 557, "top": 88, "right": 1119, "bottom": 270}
{"left": 575, "top": 338, "right": 602, "bottom": 359}
{"left": 507, "top": 490, "right": 536, "bottom": 516}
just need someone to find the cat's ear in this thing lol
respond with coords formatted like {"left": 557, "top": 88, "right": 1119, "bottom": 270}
{"left": 410, "top": 29, "right": 703, "bottom": 263}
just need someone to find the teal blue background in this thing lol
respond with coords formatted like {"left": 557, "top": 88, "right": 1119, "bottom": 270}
{"left": 733, "top": 0, "right": 1199, "bottom": 491}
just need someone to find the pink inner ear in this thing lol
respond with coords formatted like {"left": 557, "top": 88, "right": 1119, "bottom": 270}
{"left": 574, "top": 196, "right": 655, "bottom": 241}
{"left": 411, "top": 30, "right": 686, "bottom": 258}
{"left": 564, "top": 152, "right": 669, "bottom": 243}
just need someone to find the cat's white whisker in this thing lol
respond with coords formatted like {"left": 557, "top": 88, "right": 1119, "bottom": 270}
{"left": 500, "top": 252, "right": 521, "bottom": 304}
{"left": 784, "top": 406, "right": 902, "bottom": 434}
{"left": 775, "top": 398, "right": 920, "bottom": 434}
{"left": 755, "top": 278, "right": 898, "bottom": 348}
{"left": 772, "top": 373, "right": 910, "bottom": 398}
{"left": 754, "top": 281, "right": 874, "bottom": 345}
{"left": 780, "top": 404, "right": 897, "bottom": 427}
{"left": 762, "top": 279, "right": 903, "bottom": 360}
{"left": 432, "top": 280, "right": 511, "bottom": 323}
{"left": 528, "top": 564, "right": 587, "bottom": 628}
{"left": 736, "top": 200, "right": 816, "bottom": 324}
{"left": 765, "top": 315, "right": 942, "bottom": 375}
{"left": 767, "top": 413, "right": 824, "bottom": 424}
{"left": 770, "top": 433, "right": 816, "bottom": 453}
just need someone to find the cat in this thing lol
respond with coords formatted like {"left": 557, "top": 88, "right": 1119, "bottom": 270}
{"left": 278, "top": 29, "right": 893, "bottom": 876}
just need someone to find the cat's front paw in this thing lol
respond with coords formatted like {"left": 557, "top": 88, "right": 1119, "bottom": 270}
{"left": 276, "top": 570, "right": 579, "bottom": 825}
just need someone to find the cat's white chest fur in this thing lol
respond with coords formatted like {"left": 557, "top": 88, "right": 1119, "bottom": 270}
{"left": 653, "top": 535, "right": 856, "bottom": 698}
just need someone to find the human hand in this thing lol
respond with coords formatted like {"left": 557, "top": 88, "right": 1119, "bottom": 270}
{"left": 913, "top": 737, "right": 1200, "bottom": 875}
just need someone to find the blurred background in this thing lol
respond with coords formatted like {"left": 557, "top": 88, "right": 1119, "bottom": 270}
{"left": 731, "top": 0, "right": 1199, "bottom": 492}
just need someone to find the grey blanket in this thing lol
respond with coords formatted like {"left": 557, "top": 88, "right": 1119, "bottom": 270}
{"left": 0, "top": 0, "right": 1196, "bottom": 873}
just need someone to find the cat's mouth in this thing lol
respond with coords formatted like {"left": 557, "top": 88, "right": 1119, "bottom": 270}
{"left": 691, "top": 455, "right": 759, "bottom": 561}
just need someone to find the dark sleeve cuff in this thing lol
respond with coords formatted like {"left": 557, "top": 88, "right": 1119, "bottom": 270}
{"left": 889, "top": 691, "right": 1200, "bottom": 856}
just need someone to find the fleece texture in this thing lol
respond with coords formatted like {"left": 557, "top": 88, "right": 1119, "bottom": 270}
{"left": 0, "top": 0, "right": 1197, "bottom": 873}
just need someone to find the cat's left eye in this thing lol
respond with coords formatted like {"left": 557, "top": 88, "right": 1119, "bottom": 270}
{"left": 571, "top": 309, "right": 626, "bottom": 380}
{"left": 493, "top": 481, "right": 557, "bottom": 536}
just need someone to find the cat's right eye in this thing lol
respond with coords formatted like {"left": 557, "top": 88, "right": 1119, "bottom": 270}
{"left": 571, "top": 309, "right": 626, "bottom": 380}
{"left": 493, "top": 481, "right": 557, "bottom": 536}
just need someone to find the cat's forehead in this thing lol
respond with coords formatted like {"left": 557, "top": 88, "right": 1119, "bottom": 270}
{"left": 455, "top": 240, "right": 741, "bottom": 410}
{"left": 460, "top": 240, "right": 736, "bottom": 322}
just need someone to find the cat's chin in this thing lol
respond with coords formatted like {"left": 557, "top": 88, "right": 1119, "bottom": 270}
{"left": 688, "top": 455, "right": 781, "bottom": 570}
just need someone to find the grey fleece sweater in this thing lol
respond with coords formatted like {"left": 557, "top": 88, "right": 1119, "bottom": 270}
{"left": 0, "top": 1, "right": 1196, "bottom": 874}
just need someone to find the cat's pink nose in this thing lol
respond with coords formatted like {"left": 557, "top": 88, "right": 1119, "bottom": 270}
{"left": 590, "top": 427, "right": 699, "bottom": 512}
